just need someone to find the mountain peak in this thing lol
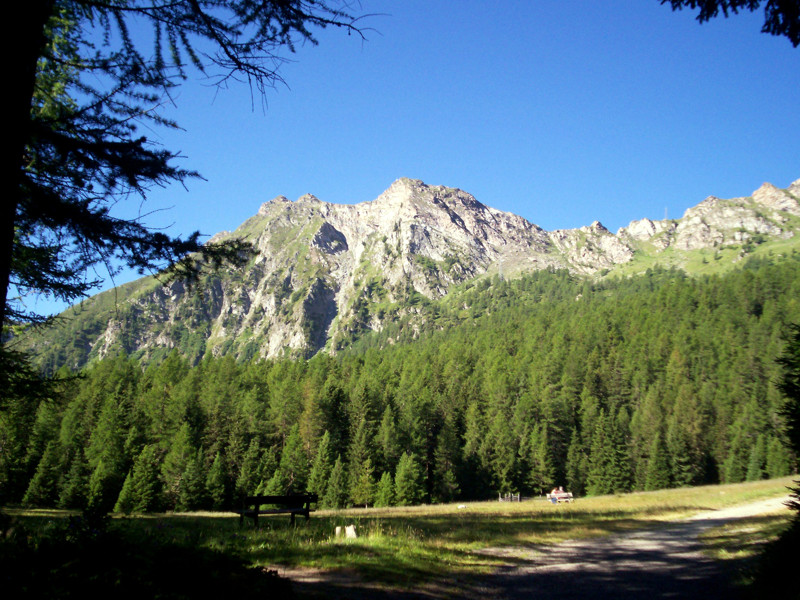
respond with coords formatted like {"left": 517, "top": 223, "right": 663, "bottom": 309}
{"left": 258, "top": 195, "right": 290, "bottom": 215}
{"left": 584, "top": 220, "right": 608, "bottom": 233}
{"left": 21, "top": 175, "right": 800, "bottom": 368}
{"left": 752, "top": 181, "right": 800, "bottom": 214}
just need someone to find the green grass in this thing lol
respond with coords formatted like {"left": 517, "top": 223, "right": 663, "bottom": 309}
{"left": 3, "top": 476, "right": 794, "bottom": 595}
{"left": 607, "top": 232, "right": 800, "bottom": 279}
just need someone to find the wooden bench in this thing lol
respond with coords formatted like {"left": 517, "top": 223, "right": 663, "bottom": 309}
{"left": 547, "top": 491, "right": 574, "bottom": 503}
{"left": 238, "top": 493, "right": 318, "bottom": 525}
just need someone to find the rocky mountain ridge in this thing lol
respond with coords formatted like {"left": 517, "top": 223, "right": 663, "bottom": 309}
{"left": 22, "top": 176, "right": 800, "bottom": 369}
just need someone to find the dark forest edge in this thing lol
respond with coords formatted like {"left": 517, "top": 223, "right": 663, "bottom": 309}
{"left": 3, "top": 254, "right": 800, "bottom": 512}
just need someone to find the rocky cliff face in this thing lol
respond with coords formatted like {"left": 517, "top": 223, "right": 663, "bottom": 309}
{"left": 24, "top": 177, "right": 800, "bottom": 368}
{"left": 617, "top": 180, "right": 800, "bottom": 253}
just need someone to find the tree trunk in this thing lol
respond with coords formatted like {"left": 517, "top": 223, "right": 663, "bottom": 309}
{"left": 1, "top": 0, "right": 55, "bottom": 333}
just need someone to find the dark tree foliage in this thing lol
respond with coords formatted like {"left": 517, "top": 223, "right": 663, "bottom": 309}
{"left": 661, "top": 0, "right": 800, "bottom": 46}
{"left": 0, "top": 349, "right": 65, "bottom": 411}
{"left": 750, "top": 323, "right": 800, "bottom": 600}
{"left": 4, "top": 0, "right": 366, "bottom": 331}
{"left": 777, "top": 323, "right": 800, "bottom": 512}
{"left": 778, "top": 324, "right": 800, "bottom": 461}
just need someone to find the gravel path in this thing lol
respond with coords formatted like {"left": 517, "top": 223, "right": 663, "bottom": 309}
{"left": 288, "top": 496, "right": 791, "bottom": 600}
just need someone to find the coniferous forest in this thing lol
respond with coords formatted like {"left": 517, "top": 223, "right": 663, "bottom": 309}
{"left": 2, "top": 255, "right": 799, "bottom": 512}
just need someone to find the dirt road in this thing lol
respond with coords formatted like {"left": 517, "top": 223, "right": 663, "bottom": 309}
{"left": 288, "top": 496, "right": 791, "bottom": 600}
{"left": 473, "top": 496, "right": 789, "bottom": 600}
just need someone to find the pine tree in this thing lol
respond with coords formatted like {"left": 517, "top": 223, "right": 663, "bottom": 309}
{"left": 432, "top": 417, "right": 461, "bottom": 503}
{"left": 321, "top": 455, "right": 348, "bottom": 509}
{"left": 611, "top": 408, "right": 633, "bottom": 492}
{"left": 279, "top": 424, "right": 309, "bottom": 493}
{"left": 206, "top": 452, "right": 228, "bottom": 510}
{"left": 565, "top": 428, "right": 588, "bottom": 496}
{"left": 644, "top": 433, "right": 671, "bottom": 491}
{"left": 766, "top": 436, "right": 792, "bottom": 478}
{"left": 723, "top": 431, "right": 748, "bottom": 484}
{"left": 528, "top": 423, "right": 556, "bottom": 495}
{"left": 84, "top": 394, "right": 129, "bottom": 509}
{"left": 260, "top": 468, "right": 289, "bottom": 497}
{"left": 161, "top": 422, "right": 196, "bottom": 510}
{"left": 585, "top": 408, "right": 632, "bottom": 495}
{"left": 140, "top": 352, "right": 191, "bottom": 446}
{"left": 777, "top": 323, "right": 800, "bottom": 473}
{"left": 129, "top": 445, "right": 163, "bottom": 513}
{"left": 307, "top": 431, "right": 333, "bottom": 498}
{"left": 178, "top": 450, "right": 207, "bottom": 511}
{"left": 58, "top": 450, "right": 89, "bottom": 510}
{"left": 22, "top": 440, "right": 61, "bottom": 507}
{"left": 114, "top": 471, "right": 136, "bottom": 514}
{"left": 587, "top": 410, "right": 616, "bottom": 495}
{"left": 377, "top": 406, "right": 400, "bottom": 473}
{"left": 0, "top": 384, "right": 41, "bottom": 504}
{"left": 746, "top": 434, "right": 767, "bottom": 481}
{"left": 86, "top": 458, "right": 120, "bottom": 513}
{"left": 395, "top": 452, "right": 423, "bottom": 506}
{"left": 347, "top": 416, "right": 375, "bottom": 500}
{"left": 318, "top": 379, "right": 349, "bottom": 461}
{"left": 255, "top": 447, "right": 280, "bottom": 494}
{"left": 665, "top": 384, "right": 708, "bottom": 487}
{"left": 484, "top": 410, "right": 518, "bottom": 494}
{"left": 350, "top": 458, "right": 376, "bottom": 507}
{"left": 235, "top": 439, "right": 264, "bottom": 500}
{"left": 21, "top": 400, "right": 62, "bottom": 486}
{"left": 375, "top": 471, "right": 395, "bottom": 507}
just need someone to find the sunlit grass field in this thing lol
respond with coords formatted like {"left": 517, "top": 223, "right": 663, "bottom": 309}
{"left": 4, "top": 476, "right": 795, "bottom": 593}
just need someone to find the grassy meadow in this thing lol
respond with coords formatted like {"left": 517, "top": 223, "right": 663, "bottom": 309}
{"left": 2, "top": 476, "right": 795, "bottom": 597}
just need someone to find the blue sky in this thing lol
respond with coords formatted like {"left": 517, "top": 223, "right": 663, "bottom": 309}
{"left": 32, "top": 1, "right": 800, "bottom": 314}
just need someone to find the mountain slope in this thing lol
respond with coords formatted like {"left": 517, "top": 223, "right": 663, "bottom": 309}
{"left": 17, "top": 177, "right": 800, "bottom": 370}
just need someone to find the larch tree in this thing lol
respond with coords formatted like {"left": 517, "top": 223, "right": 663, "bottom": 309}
{"left": 321, "top": 454, "right": 347, "bottom": 509}
{"left": 126, "top": 443, "right": 163, "bottom": 513}
{"left": 235, "top": 438, "right": 264, "bottom": 500}
{"left": 4, "top": 0, "right": 367, "bottom": 346}
{"left": 644, "top": 432, "right": 672, "bottom": 491}
{"left": 206, "top": 451, "right": 228, "bottom": 509}
{"left": 307, "top": 430, "right": 333, "bottom": 498}
{"left": 394, "top": 452, "right": 423, "bottom": 506}
{"left": 177, "top": 449, "right": 207, "bottom": 510}
{"left": 374, "top": 471, "right": 394, "bottom": 507}
{"left": 660, "top": 0, "right": 800, "bottom": 46}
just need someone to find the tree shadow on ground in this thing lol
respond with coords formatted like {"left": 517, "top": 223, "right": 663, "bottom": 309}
{"left": 0, "top": 511, "right": 295, "bottom": 599}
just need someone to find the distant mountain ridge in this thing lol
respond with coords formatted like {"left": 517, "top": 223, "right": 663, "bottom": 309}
{"left": 20, "top": 176, "right": 800, "bottom": 370}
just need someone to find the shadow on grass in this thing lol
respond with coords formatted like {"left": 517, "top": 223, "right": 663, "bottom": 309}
{"left": 0, "top": 511, "right": 295, "bottom": 600}
{"left": 4, "top": 501, "right": 781, "bottom": 598}
{"left": 700, "top": 512, "right": 796, "bottom": 596}
{"left": 701, "top": 514, "right": 791, "bottom": 561}
{"left": 748, "top": 514, "right": 800, "bottom": 598}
